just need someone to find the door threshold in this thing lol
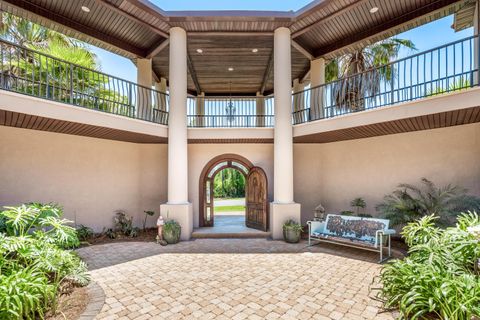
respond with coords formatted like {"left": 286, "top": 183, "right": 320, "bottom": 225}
{"left": 192, "top": 228, "right": 271, "bottom": 239}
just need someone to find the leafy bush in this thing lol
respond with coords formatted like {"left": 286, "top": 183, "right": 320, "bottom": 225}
{"left": 350, "top": 197, "right": 366, "bottom": 215}
{"left": 0, "top": 203, "right": 89, "bottom": 319}
{"left": 114, "top": 211, "right": 139, "bottom": 238}
{"left": 76, "top": 224, "right": 94, "bottom": 241}
{"left": 282, "top": 219, "right": 303, "bottom": 233}
{"left": 373, "top": 212, "right": 480, "bottom": 319}
{"left": 376, "top": 178, "right": 480, "bottom": 227}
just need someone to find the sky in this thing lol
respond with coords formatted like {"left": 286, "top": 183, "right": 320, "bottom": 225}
{"left": 89, "top": 1, "right": 474, "bottom": 83}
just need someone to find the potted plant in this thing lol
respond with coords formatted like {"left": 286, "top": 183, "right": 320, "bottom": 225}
{"left": 163, "top": 220, "right": 181, "bottom": 244}
{"left": 282, "top": 219, "right": 303, "bottom": 243}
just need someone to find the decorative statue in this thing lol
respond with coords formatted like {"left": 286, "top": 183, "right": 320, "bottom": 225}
{"left": 156, "top": 214, "right": 166, "bottom": 245}
{"left": 314, "top": 204, "right": 326, "bottom": 221}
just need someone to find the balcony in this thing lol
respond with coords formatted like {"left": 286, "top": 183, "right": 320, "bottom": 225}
{"left": 293, "top": 35, "right": 479, "bottom": 125}
{"left": 1, "top": 36, "right": 479, "bottom": 133}
{"left": 0, "top": 39, "right": 169, "bottom": 125}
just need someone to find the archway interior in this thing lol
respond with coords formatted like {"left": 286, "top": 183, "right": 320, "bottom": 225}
{"left": 203, "top": 159, "right": 250, "bottom": 227}
{"left": 212, "top": 167, "right": 246, "bottom": 227}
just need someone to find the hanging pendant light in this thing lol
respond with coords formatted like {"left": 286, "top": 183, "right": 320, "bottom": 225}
{"left": 226, "top": 81, "right": 236, "bottom": 123}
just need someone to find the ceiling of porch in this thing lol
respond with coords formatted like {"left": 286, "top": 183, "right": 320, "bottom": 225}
{"left": 0, "top": 0, "right": 471, "bottom": 95}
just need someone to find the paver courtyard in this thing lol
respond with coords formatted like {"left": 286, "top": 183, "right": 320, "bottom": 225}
{"left": 77, "top": 239, "right": 396, "bottom": 319}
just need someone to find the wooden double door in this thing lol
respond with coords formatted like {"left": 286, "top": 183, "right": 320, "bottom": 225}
{"left": 201, "top": 162, "right": 268, "bottom": 232}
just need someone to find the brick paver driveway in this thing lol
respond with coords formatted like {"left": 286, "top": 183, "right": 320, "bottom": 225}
{"left": 77, "top": 239, "right": 396, "bottom": 320}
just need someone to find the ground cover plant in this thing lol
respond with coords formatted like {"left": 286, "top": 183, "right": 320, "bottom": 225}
{"left": 373, "top": 212, "right": 480, "bottom": 319}
{"left": 0, "top": 203, "right": 89, "bottom": 319}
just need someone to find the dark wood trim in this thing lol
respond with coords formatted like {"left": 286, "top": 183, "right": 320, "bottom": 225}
{"left": 3, "top": 0, "right": 146, "bottom": 57}
{"left": 199, "top": 154, "right": 254, "bottom": 227}
{"left": 292, "top": 40, "right": 314, "bottom": 60}
{"left": 314, "top": 0, "right": 459, "bottom": 58}
{"left": 187, "top": 31, "right": 274, "bottom": 36}
{"left": 259, "top": 50, "right": 274, "bottom": 95}
{"left": 187, "top": 53, "right": 202, "bottom": 93}
{"left": 93, "top": 0, "right": 169, "bottom": 38}
{"left": 146, "top": 39, "right": 169, "bottom": 59}
{"left": 292, "top": 0, "right": 366, "bottom": 38}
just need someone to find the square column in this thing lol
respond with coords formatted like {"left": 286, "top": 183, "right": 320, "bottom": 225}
{"left": 256, "top": 91, "right": 266, "bottom": 127}
{"left": 271, "top": 27, "right": 301, "bottom": 239}
{"left": 310, "top": 58, "right": 325, "bottom": 120}
{"left": 154, "top": 77, "right": 168, "bottom": 112}
{"left": 136, "top": 58, "right": 152, "bottom": 120}
{"left": 160, "top": 27, "right": 192, "bottom": 240}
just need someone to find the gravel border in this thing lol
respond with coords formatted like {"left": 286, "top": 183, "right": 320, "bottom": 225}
{"left": 78, "top": 281, "right": 105, "bottom": 320}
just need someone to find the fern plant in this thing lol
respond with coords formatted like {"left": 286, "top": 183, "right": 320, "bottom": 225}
{"left": 376, "top": 178, "right": 480, "bottom": 227}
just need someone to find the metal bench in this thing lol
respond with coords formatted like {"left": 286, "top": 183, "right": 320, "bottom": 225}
{"left": 307, "top": 214, "right": 396, "bottom": 262}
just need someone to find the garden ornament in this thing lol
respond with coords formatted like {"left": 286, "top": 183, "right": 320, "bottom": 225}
{"left": 314, "top": 203, "right": 326, "bottom": 221}
{"left": 156, "top": 215, "right": 167, "bottom": 246}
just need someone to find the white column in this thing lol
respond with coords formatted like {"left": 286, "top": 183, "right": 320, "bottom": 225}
{"left": 160, "top": 27, "right": 192, "bottom": 240}
{"left": 256, "top": 91, "right": 265, "bottom": 127}
{"left": 310, "top": 58, "right": 325, "bottom": 119}
{"left": 270, "top": 27, "right": 301, "bottom": 239}
{"left": 292, "top": 78, "right": 305, "bottom": 123}
{"left": 196, "top": 92, "right": 205, "bottom": 127}
{"left": 136, "top": 58, "right": 152, "bottom": 120}
{"left": 154, "top": 77, "right": 168, "bottom": 112}
{"left": 474, "top": 0, "right": 479, "bottom": 85}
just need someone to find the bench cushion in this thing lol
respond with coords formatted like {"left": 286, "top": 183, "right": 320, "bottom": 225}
{"left": 322, "top": 214, "right": 390, "bottom": 245}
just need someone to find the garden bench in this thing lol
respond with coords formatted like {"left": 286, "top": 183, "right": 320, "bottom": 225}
{"left": 307, "top": 214, "right": 396, "bottom": 262}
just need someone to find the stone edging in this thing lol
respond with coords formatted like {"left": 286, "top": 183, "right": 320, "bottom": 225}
{"left": 78, "top": 281, "right": 105, "bottom": 320}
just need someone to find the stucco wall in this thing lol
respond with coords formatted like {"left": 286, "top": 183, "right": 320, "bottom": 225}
{"left": 0, "top": 126, "right": 167, "bottom": 231}
{"left": 1, "top": 123, "right": 479, "bottom": 231}
{"left": 294, "top": 123, "right": 480, "bottom": 223}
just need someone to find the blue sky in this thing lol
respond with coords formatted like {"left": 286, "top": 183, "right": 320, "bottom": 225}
{"left": 89, "top": 1, "right": 474, "bottom": 83}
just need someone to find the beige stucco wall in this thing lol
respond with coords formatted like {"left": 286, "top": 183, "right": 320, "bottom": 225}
{"left": 294, "top": 123, "right": 480, "bottom": 223}
{"left": 187, "top": 144, "right": 274, "bottom": 228}
{"left": 1, "top": 123, "right": 479, "bottom": 231}
{"left": 0, "top": 126, "right": 167, "bottom": 232}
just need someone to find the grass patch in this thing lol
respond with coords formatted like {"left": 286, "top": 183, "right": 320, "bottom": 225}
{"left": 215, "top": 205, "right": 245, "bottom": 212}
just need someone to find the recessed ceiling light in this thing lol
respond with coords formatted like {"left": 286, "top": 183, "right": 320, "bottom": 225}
{"left": 196, "top": 48, "right": 203, "bottom": 54}
{"left": 369, "top": 7, "right": 379, "bottom": 13}
{"left": 228, "top": 67, "right": 234, "bottom": 71}
{"left": 81, "top": 5, "right": 90, "bottom": 13}
{"left": 252, "top": 48, "right": 258, "bottom": 53}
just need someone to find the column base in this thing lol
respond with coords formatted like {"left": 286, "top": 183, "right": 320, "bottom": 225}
{"left": 160, "top": 203, "right": 193, "bottom": 241}
{"left": 269, "top": 202, "right": 301, "bottom": 240}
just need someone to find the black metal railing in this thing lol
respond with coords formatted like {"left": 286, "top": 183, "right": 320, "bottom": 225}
{"left": 0, "top": 39, "right": 168, "bottom": 124}
{"left": 187, "top": 96, "right": 274, "bottom": 127}
{"left": 292, "top": 35, "right": 479, "bottom": 124}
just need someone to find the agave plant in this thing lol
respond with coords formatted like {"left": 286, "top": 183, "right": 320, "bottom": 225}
{"left": 376, "top": 178, "right": 480, "bottom": 227}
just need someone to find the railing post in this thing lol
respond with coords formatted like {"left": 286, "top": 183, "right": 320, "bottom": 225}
{"left": 128, "top": 82, "right": 133, "bottom": 117}
{"left": 69, "top": 64, "right": 74, "bottom": 104}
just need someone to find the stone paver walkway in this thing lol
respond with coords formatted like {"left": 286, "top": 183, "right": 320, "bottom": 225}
{"left": 77, "top": 239, "right": 395, "bottom": 320}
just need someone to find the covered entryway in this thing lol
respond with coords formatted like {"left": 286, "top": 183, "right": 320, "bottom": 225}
{"left": 198, "top": 154, "right": 268, "bottom": 233}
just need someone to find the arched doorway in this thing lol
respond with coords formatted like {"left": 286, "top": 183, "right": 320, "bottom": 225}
{"left": 199, "top": 154, "right": 268, "bottom": 231}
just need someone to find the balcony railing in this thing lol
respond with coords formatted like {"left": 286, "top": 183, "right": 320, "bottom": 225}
{"left": 187, "top": 96, "right": 274, "bottom": 127}
{"left": 0, "top": 39, "right": 168, "bottom": 124}
{"left": 292, "top": 35, "right": 479, "bottom": 124}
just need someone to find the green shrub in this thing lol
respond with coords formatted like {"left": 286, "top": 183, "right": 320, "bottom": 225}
{"left": 0, "top": 203, "right": 89, "bottom": 319}
{"left": 76, "top": 224, "right": 94, "bottom": 241}
{"left": 114, "top": 211, "right": 138, "bottom": 238}
{"left": 376, "top": 178, "right": 480, "bottom": 227}
{"left": 373, "top": 212, "right": 480, "bottom": 319}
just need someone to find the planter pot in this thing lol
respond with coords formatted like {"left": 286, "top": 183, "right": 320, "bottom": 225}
{"left": 283, "top": 227, "right": 301, "bottom": 243}
{"left": 163, "top": 226, "right": 181, "bottom": 244}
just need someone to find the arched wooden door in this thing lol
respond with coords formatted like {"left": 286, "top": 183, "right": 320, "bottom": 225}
{"left": 246, "top": 167, "right": 268, "bottom": 231}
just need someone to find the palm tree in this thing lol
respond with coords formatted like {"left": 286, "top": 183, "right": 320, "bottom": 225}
{"left": 325, "top": 38, "right": 416, "bottom": 112}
